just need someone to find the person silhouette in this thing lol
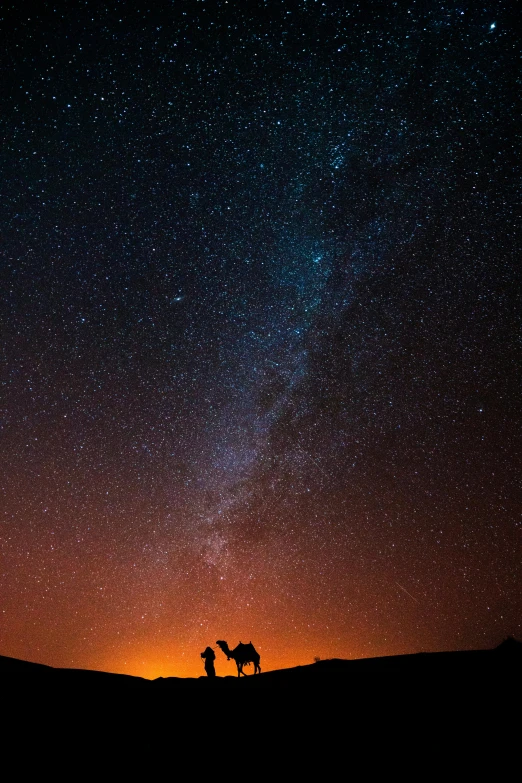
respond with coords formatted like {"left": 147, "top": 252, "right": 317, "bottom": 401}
{"left": 201, "top": 646, "right": 216, "bottom": 677}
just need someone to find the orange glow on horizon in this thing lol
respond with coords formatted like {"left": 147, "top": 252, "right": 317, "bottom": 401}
{"left": 87, "top": 632, "right": 359, "bottom": 679}
{"left": 92, "top": 631, "right": 398, "bottom": 680}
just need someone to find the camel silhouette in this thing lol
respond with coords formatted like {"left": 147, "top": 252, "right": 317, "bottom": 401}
{"left": 216, "top": 640, "right": 261, "bottom": 677}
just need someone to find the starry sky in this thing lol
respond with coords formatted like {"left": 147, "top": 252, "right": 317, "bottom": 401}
{"left": 1, "top": 0, "right": 520, "bottom": 679}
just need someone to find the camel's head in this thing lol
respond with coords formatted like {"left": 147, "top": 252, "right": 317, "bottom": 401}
{"left": 216, "top": 640, "right": 230, "bottom": 659}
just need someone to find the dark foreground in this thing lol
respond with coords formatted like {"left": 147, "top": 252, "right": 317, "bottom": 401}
{"left": 2, "top": 639, "right": 520, "bottom": 761}
{"left": 2, "top": 637, "right": 520, "bottom": 691}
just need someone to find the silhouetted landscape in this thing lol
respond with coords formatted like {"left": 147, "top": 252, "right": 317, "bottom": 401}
{"left": 2, "top": 638, "right": 520, "bottom": 694}
{"left": 3, "top": 639, "right": 519, "bottom": 761}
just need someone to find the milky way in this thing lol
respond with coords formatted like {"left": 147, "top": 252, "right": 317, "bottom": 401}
{"left": 1, "top": 1, "right": 520, "bottom": 678}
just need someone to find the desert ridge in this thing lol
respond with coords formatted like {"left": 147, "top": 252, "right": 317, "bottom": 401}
{"left": 1, "top": 637, "right": 520, "bottom": 692}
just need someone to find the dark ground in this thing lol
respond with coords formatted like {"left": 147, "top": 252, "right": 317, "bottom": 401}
{"left": 3, "top": 639, "right": 519, "bottom": 765}
{"left": 2, "top": 636, "right": 520, "bottom": 688}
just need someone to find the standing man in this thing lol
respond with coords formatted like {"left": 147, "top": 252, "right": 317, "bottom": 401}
{"left": 200, "top": 646, "right": 216, "bottom": 677}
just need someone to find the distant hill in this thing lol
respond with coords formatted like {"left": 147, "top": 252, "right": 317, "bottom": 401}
{"left": 2, "top": 640, "right": 520, "bottom": 756}
{"left": 1, "top": 637, "right": 520, "bottom": 693}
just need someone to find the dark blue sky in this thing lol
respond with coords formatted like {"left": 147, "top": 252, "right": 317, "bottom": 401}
{"left": 1, "top": 0, "right": 520, "bottom": 676}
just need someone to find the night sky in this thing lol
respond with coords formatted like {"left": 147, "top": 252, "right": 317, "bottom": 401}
{"left": 1, "top": 1, "right": 520, "bottom": 679}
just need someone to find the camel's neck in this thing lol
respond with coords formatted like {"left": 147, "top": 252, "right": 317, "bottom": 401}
{"left": 219, "top": 643, "right": 232, "bottom": 657}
